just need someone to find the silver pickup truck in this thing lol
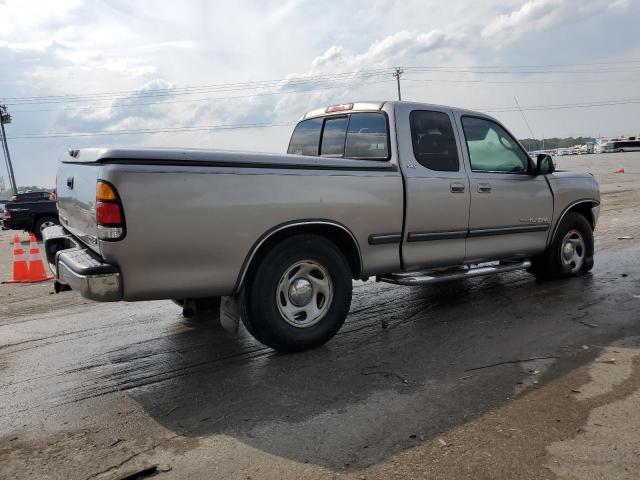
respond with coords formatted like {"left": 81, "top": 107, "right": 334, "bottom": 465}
{"left": 45, "top": 101, "right": 600, "bottom": 352}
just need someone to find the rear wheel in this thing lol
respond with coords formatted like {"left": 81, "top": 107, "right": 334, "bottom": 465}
{"left": 241, "top": 234, "right": 352, "bottom": 353}
{"left": 530, "top": 212, "right": 594, "bottom": 280}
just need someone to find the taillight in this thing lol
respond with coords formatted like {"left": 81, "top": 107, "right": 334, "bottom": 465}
{"left": 95, "top": 180, "right": 125, "bottom": 241}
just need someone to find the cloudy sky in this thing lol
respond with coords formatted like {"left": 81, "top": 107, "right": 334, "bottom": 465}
{"left": 0, "top": 0, "right": 639, "bottom": 187}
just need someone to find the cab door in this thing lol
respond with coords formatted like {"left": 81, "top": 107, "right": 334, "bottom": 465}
{"left": 455, "top": 114, "right": 553, "bottom": 263}
{"left": 396, "top": 103, "right": 470, "bottom": 270}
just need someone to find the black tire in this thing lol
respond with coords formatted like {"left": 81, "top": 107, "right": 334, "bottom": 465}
{"left": 34, "top": 216, "right": 59, "bottom": 239}
{"left": 241, "top": 234, "right": 353, "bottom": 353}
{"left": 529, "top": 212, "right": 594, "bottom": 280}
{"left": 172, "top": 297, "right": 221, "bottom": 318}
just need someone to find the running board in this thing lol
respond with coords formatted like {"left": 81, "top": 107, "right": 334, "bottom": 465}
{"left": 377, "top": 260, "right": 532, "bottom": 286}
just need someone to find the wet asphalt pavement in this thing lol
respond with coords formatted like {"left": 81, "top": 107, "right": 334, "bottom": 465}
{"left": 1, "top": 238, "right": 639, "bottom": 476}
{"left": 1, "top": 153, "right": 640, "bottom": 478}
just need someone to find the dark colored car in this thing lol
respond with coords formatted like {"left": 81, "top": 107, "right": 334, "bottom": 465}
{"left": 2, "top": 191, "right": 59, "bottom": 239}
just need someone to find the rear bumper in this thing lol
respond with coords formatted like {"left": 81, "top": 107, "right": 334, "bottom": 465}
{"left": 43, "top": 225, "right": 122, "bottom": 302}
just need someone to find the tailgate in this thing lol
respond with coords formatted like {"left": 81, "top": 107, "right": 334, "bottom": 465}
{"left": 57, "top": 161, "right": 101, "bottom": 253}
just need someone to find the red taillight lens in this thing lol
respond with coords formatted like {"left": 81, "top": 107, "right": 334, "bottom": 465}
{"left": 96, "top": 202, "right": 122, "bottom": 225}
{"left": 95, "top": 180, "right": 125, "bottom": 240}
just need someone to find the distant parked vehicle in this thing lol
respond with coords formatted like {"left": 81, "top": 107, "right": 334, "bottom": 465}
{"left": 0, "top": 200, "right": 8, "bottom": 226}
{"left": 604, "top": 138, "right": 640, "bottom": 153}
{"left": 2, "top": 190, "right": 59, "bottom": 239}
{"left": 594, "top": 139, "right": 609, "bottom": 154}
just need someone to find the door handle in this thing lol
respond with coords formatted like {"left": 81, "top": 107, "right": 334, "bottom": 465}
{"left": 66, "top": 176, "right": 74, "bottom": 189}
{"left": 450, "top": 182, "right": 466, "bottom": 193}
{"left": 477, "top": 183, "right": 492, "bottom": 193}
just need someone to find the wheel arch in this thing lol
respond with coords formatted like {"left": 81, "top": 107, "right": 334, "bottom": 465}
{"left": 549, "top": 199, "right": 599, "bottom": 245}
{"left": 233, "top": 220, "right": 363, "bottom": 293}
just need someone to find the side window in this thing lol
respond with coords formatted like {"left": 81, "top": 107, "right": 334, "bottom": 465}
{"left": 320, "top": 116, "right": 349, "bottom": 157}
{"left": 461, "top": 117, "right": 530, "bottom": 173}
{"left": 344, "top": 113, "right": 388, "bottom": 159}
{"left": 409, "top": 111, "right": 459, "bottom": 171}
{"left": 287, "top": 118, "right": 323, "bottom": 156}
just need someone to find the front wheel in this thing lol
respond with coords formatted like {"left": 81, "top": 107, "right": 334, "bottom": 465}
{"left": 241, "top": 234, "right": 353, "bottom": 353}
{"left": 530, "top": 212, "right": 594, "bottom": 280}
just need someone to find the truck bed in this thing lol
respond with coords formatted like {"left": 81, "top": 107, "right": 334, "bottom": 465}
{"left": 56, "top": 147, "right": 404, "bottom": 300}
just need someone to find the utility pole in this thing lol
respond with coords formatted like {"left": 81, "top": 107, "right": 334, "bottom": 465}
{"left": 392, "top": 67, "right": 404, "bottom": 101}
{"left": 0, "top": 105, "right": 18, "bottom": 195}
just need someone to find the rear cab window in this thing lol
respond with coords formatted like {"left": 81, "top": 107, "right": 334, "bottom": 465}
{"left": 287, "top": 112, "right": 389, "bottom": 161}
{"left": 409, "top": 111, "right": 460, "bottom": 171}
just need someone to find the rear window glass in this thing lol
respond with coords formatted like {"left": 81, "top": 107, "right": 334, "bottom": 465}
{"left": 287, "top": 118, "right": 322, "bottom": 156}
{"left": 288, "top": 112, "right": 389, "bottom": 160}
{"left": 320, "top": 116, "right": 349, "bottom": 157}
{"left": 344, "top": 113, "right": 388, "bottom": 159}
{"left": 410, "top": 111, "right": 459, "bottom": 171}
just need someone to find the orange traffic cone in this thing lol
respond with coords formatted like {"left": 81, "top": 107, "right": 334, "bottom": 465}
{"left": 26, "top": 233, "right": 53, "bottom": 282}
{"left": 2, "top": 235, "right": 30, "bottom": 283}
{"left": 615, "top": 167, "right": 625, "bottom": 173}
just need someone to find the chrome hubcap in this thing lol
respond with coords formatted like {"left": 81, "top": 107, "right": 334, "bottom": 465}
{"left": 561, "top": 229, "right": 585, "bottom": 273}
{"left": 288, "top": 278, "right": 313, "bottom": 307}
{"left": 276, "top": 260, "right": 333, "bottom": 328}
{"left": 40, "top": 221, "right": 55, "bottom": 232}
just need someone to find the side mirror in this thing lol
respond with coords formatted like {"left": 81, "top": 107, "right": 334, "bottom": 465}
{"left": 536, "top": 154, "right": 555, "bottom": 175}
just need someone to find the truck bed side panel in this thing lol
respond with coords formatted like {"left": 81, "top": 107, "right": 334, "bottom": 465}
{"left": 99, "top": 164, "right": 403, "bottom": 301}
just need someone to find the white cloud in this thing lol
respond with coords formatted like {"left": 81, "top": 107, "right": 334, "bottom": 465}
{"left": 309, "top": 30, "right": 464, "bottom": 73}
{"left": 0, "top": 0, "right": 82, "bottom": 35}
{"left": 482, "top": 0, "right": 631, "bottom": 40}
{"left": 136, "top": 41, "right": 199, "bottom": 52}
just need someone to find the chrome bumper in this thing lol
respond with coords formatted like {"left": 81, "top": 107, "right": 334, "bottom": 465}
{"left": 42, "top": 225, "right": 122, "bottom": 302}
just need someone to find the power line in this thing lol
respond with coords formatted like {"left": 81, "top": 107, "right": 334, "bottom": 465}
{"left": 408, "top": 59, "right": 640, "bottom": 69}
{"left": 14, "top": 73, "right": 640, "bottom": 114}
{"left": 1, "top": 70, "right": 391, "bottom": 105}
{"left": 402, "top": 77, "right": 640, "bottom": 85}
{"left": 10, "top": 78, "right": 395, "bottom": 113}
{"left": 7, "top": 121, "right": 297, "bottom": 139}
{"left": 5, "top": 59, "right": 640, "bottom": 106}
{"left": 485, "top": 98, "right": 640, "bottom": 112}
{"left": 402, "top": 66, "right": 640, "bottom": 75}
{"left": 8, "top": 96, "right": 640, "bottom": 141}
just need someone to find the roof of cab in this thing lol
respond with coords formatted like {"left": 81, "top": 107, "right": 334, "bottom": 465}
{"left": 300, "top": 100, "right": 491, "bottom": 121}
{"left": 301, "top": 102, "right": 386, "bottom": 120}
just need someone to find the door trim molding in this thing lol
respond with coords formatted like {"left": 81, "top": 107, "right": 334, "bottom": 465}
{"left": 368, "top": 233, "right": 402, "bottom": 245}
{"left": 407, "top": 230, "right": 468, "bottom": 242}
{"left": 406, "top": 224, "right": 549, "bottom": 242}
{"left": 468, "top": 224, "right": 549, "bottom": 238}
